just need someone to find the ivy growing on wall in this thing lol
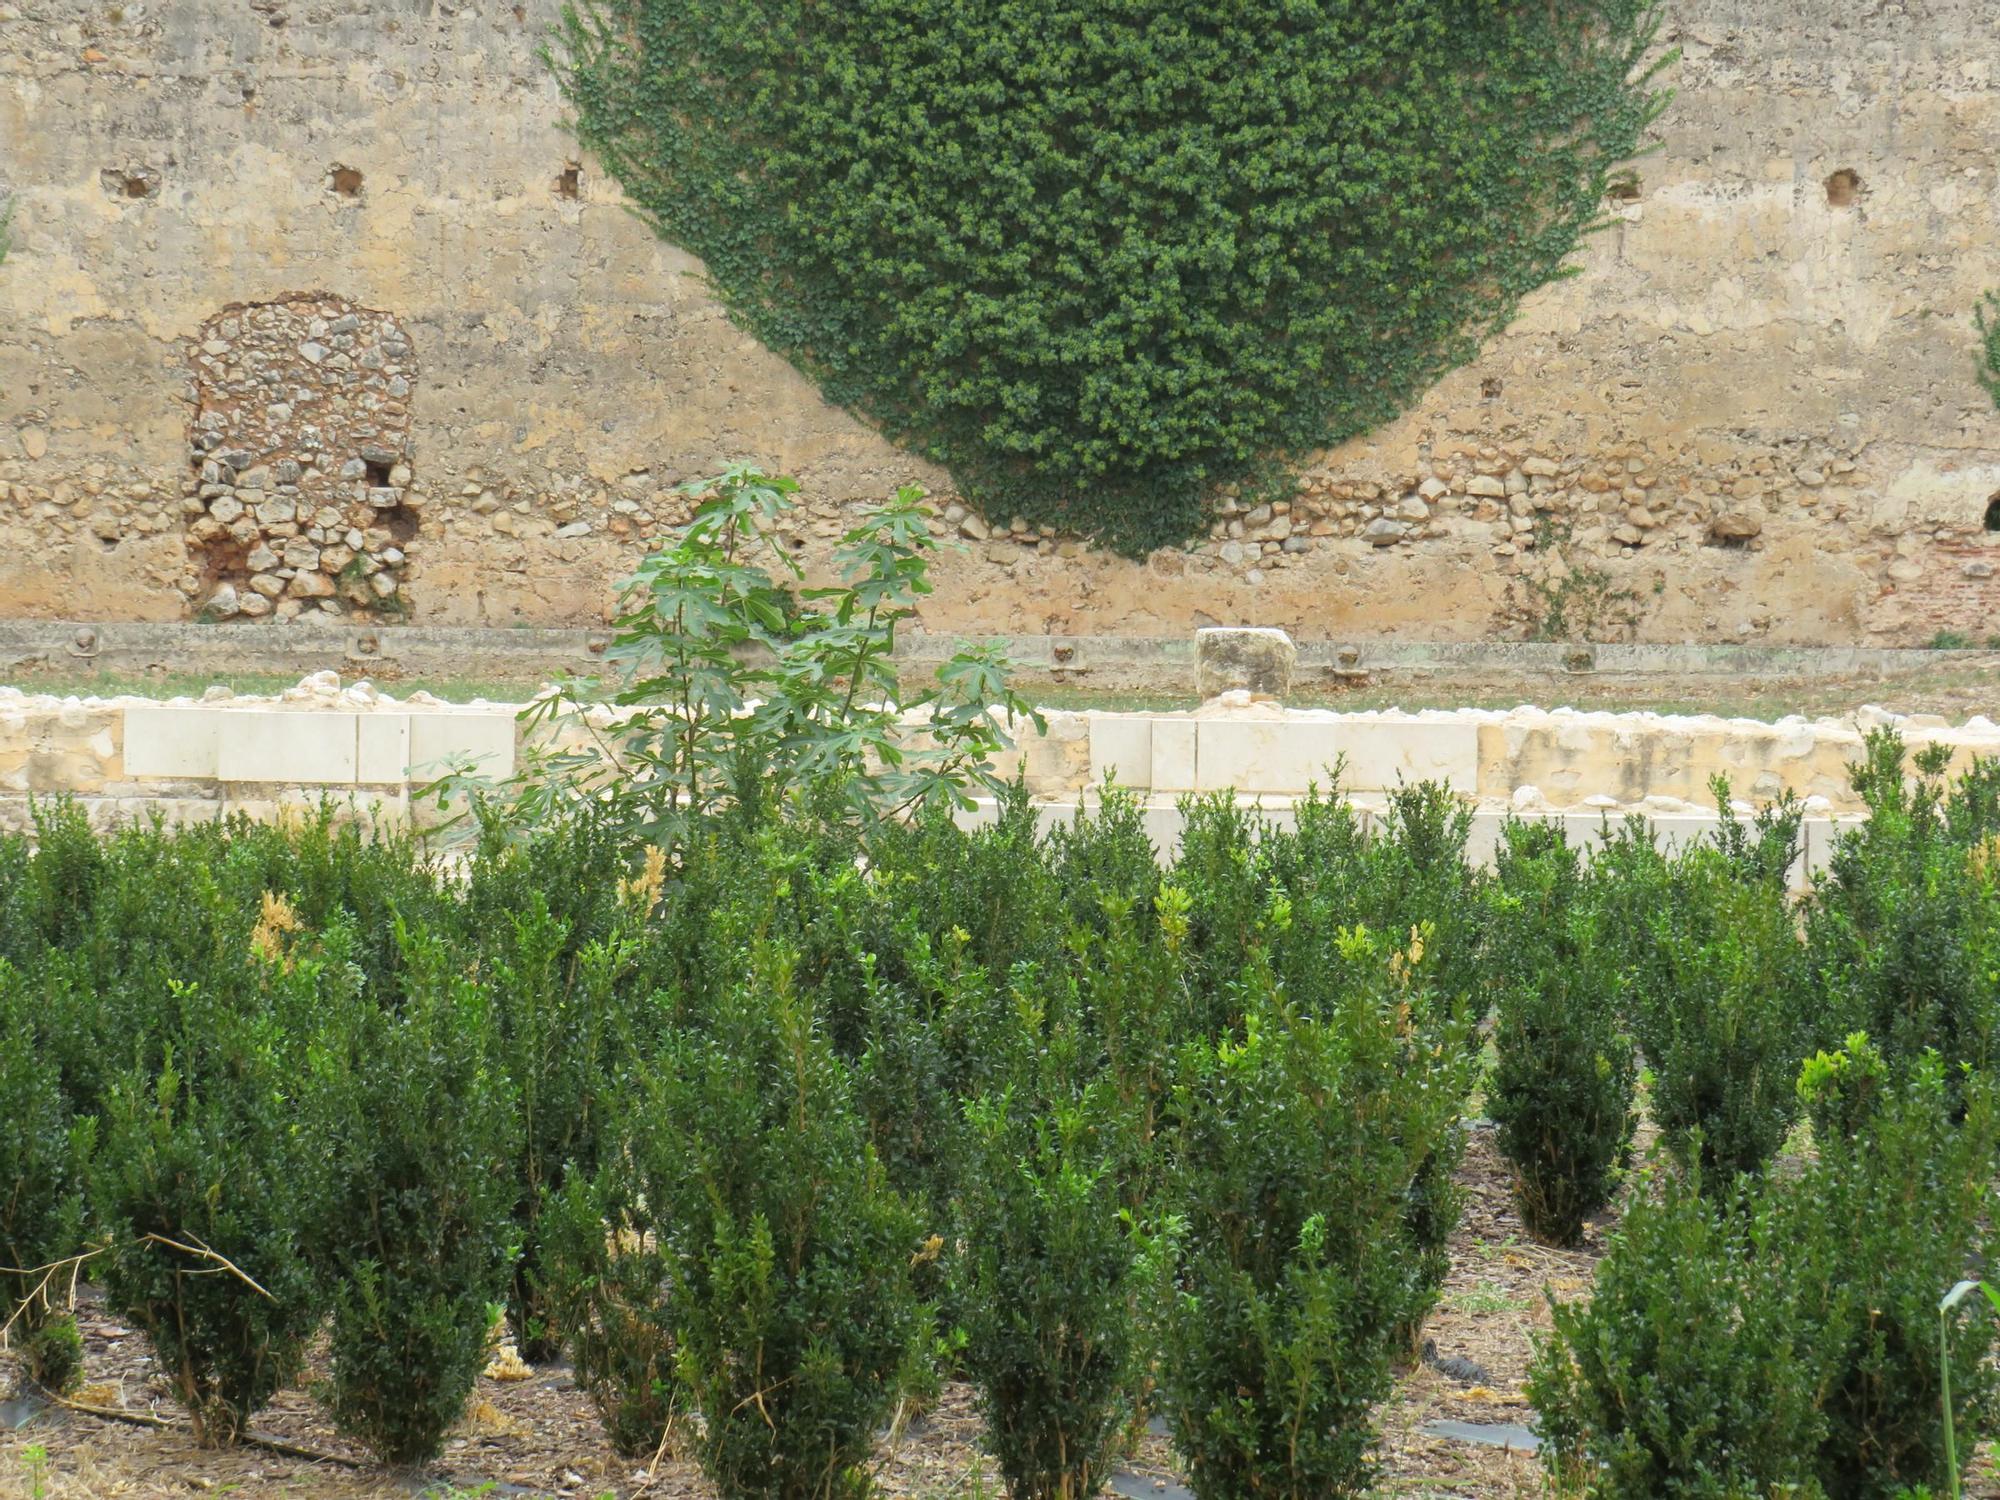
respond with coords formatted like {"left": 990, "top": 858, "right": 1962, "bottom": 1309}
{"left": 552, "top": 1, "right": 1671, "bottom": 555}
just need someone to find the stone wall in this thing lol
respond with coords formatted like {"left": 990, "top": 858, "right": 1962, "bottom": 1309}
{"left": 2, "top": 0, "right": 1998, "bottom": 642}
{"left": 9, "top": 676, "right": 1996, "bottom": 889}
{"left": 188, "top": 294, "right": 418, "bottom": 619}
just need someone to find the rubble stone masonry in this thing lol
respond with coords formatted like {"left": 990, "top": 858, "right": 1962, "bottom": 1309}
{"left": 1, "top": 0, "right": 1997, "bottom": 642}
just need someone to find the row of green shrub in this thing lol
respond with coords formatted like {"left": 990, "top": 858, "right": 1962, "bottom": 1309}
{"left": 4, "top": 727, "right": 1998, "bottom": 1498}
{"left": 1488, "top": 733, "right": 2000, "bottom": 1497}
{"left": 0, "top": 781, "right": 1479, "bottom": 1498}
{"left": 1488, "top": 734, "right": 2000, "bottom": 1250}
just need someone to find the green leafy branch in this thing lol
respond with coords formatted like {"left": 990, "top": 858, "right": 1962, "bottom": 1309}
{"left": 422, "top": 464, "right": 1043, "bottom": 848}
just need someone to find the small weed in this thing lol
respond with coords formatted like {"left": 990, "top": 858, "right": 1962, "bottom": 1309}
{"left": 1508, "top": 515, "right": 1644, "bottom": 644}
{"left": 1448, "top": 1281, "right": 1519, "bottom": 1315}
{"left": 21, "top": 1444, "right": 49, "bottom": 1500}
{"left": 1930, "top": 630, "right": 1975, "bottom": 651}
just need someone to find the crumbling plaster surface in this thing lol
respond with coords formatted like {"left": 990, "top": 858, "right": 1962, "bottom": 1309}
{"left": 0, "top": 0, "right": 1997, "bottom": 639}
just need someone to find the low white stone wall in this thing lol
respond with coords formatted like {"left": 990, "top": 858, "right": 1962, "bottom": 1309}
{"left": 5, "top": 675, "right": 1996, "bottom": 867}
{"left": 0, "top": 673, "right": 516, "bottom": 831}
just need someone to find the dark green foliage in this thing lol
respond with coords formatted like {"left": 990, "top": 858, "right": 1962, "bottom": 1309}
{"left": 956, "top": 1010, "right": 1149, "bottom": 1500}
{"left": 1617, "top": 795, "right": 1813, "bottom": 1183}
{"left": 1486, "top": 820, "right": 1635, "bottom": 1245}
{"left": 1044, "top": 780, "right": 1163, "bottom": 933}
{"left": 1808, "top": 734, "right": 2000, "bottom": 1096}
{"left": 551, "top": 0, "right": 1669, "bottom": 554}
{"left": 1157, "top": 950, "right": 1468, "bottom": 1500}
{"left": 541, "top": 1166, "right": 681, "bottom": 1458}
{"left": 1529, "top": 1164, "right": 1827, "bottom": 1498}
{"left": 310, "top": 934, "right": 522, "bottom": 1465}
{"left": 92, "top": 1019, "right": 327, "bottom": 1445}
{"left": 1794, "top": 1058, "right": 1999, "bottom": 1498}
{"left": 1533, "top": 1058, "right": 2000, "bottom": 1499}
{"left": 635, "top": 944, "right": 927, "bottom": 1500}
{"left": 479, "top": 897, "right": 631, "bottom": 1364}
{"left": 0, "top": 963, "right": 93, "bottom": 1394}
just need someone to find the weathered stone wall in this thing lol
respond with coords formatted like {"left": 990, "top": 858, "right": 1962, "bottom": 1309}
{"left": 2, "top": 0, "right": 1998, "bottom": 642}
{"left": 188, "top": 294, "right": 418, "bottom": 619}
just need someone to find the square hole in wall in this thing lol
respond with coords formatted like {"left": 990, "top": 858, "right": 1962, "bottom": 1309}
{"left": 363, "top": 458, "right": 393, "bottom": 486}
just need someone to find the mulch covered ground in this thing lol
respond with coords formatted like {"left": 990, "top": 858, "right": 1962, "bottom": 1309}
{"left": 4, "top": 1129, "right": 1994, "bottom": 1499}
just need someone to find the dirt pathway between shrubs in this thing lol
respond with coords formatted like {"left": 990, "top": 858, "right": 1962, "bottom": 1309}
{"left": 3, "top": 1131, "right": 1995, "bottom": 1499}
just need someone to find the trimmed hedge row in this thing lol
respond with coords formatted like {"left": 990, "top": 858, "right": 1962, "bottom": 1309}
{"left": 0, "top": 783, "right": 1476, "bottom": 1496}
{"left": 3, "top": 728, "right": 1998, "bottom": 1497}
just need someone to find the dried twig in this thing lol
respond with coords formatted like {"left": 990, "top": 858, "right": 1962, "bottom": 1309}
{"left": 48, "top": 1393, "right": 364, "bottom": 1468}
{"left": 0, "top": 1248, "right": 102, "bottom": 1342}
{"left": 138, "top": 1233, "right": 275, "bottom": 1300}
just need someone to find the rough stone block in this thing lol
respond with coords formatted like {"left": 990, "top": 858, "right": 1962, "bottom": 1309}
{"left": 1332, "top": 720, "right": 1479, "bottom": 793}
{"left": 124, "top": 705, "right": 223, "bottom": 778}
{"left": 216, "top": 711, "right": 358, "bottom": 784}
{"left": 1195, "top": 627, "right": 1298, "bottom": 701}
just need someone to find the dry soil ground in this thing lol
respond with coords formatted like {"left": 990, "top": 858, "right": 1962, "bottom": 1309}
{"left": 7, "top": 1127, "right": 1993, "bottom": 1499}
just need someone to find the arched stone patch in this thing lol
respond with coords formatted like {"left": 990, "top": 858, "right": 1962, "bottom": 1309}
{"left": 183, "top": 292, "right": 417, "bottom": 620}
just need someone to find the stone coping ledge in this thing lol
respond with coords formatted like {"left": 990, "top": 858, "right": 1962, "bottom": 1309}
{"left": 4, "top": 672, "right": 1998, "bottom": 824}
{"left": 2, "top": 619, "right": 1996, "bottom": 690}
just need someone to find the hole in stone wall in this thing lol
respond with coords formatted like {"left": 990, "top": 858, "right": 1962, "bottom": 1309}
{"left": 1825, "top": 168, "right": 1862, "bottom": 207}
{"left": 363, "top": 458, "right": 393, "bottom": 487}
{"left": 1985, "top": 495, "right": 2000, "bottom": 533}
{"left": 1606, "top": 174, "right": 1642, "bottom": 203}
{"left": 100, "top": 167, "right": 159, "bottom": 199}
{"left": 1480, "top": 376, "right": 1504, "bottom": 400}
{"left": 328, "top": 165, "right": 363, "bottom": 198}
{"left": 556, "top": 163, "right": 582, "bottom": 199}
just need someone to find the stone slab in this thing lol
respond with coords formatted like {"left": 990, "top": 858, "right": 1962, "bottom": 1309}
{"left": 1196, "top": 718, "right": 1477, "bottom": 795}
{"left": 1423, "top": 1419, "right": 1540, "bottom": 1452}
{"left": 1088, "top": 714, "right": 1153, "bottom": 790}
{"left": 409, "top": 711, "right": 517, "bottom": 781}
{"left": 215, "top": 710, "right": 357, "bottom": 784}
{"left": 1151, "top": 718, "right": 1199, "bottom": 792}
{"left": 357, "top": 713, "right": 412, "bottom": 784}
{"left": 123, "top": 704, "right": 223, "bottom": 778}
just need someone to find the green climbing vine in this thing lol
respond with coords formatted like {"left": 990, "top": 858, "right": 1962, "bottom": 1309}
{"left": 551, "top": 1, "right": 1672, "bottom": 555}
{"left": 1978, "top": 292, "right": 2000, "bottom": 410}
